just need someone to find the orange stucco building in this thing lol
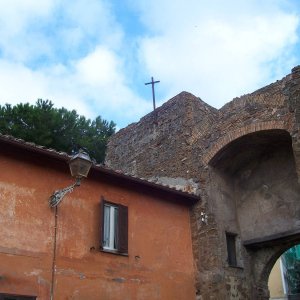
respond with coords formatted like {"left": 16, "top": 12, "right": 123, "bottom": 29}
{"left": 0, "top": 135, "right": 198, "bottom": 300}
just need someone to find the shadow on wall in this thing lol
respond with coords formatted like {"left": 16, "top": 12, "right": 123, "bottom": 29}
{"left": 210, "top": 129, "right": 300, "bottom": 242}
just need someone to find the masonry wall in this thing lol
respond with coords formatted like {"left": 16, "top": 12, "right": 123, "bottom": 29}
{"left": 0, "top": 145, "right": 196, "bottom": 300}
{"left": 106, "top": 66, "right": 300, "bottom": 299}
{"left": 106, "top": 91, "right": 218, "bottom": 191}
{"left": 207, "top": 129, "right": 300, "bottom": 299}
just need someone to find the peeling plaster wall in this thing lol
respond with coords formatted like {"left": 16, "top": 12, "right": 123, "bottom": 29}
{"left": 0, "top": 148, "right": 196, "bottom": 300}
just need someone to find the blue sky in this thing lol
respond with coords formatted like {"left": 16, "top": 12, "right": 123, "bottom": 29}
{"left": 0, "top": 0, "right": 300, "bottom": 128}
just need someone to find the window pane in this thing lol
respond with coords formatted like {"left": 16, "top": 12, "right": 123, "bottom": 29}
{"left": 226, "top": 233, "right": 237, "bottom": 266}
{"left": 103, "top": 204, "right": 118, "bottom": 250}
{"left": 103, "top": 205, "right": 110, "bottom": 247}
{"left": 101, "top": 201, "right": 127, "bottom": 254}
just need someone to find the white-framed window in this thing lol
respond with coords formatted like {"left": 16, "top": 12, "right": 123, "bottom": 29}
{"left": 100, "top": 198, "right": 128, "bottom": 255}
{"left": 103, "top": 204, "right": 119, "bottom": 250}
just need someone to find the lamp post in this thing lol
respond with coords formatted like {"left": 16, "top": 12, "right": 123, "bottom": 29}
{"left": 49, "top": 149, "right": 93, "bottom": 207}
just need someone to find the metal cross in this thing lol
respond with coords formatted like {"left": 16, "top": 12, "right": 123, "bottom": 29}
{"left": 145, "top": 77, "right": 160, "bottom": 110}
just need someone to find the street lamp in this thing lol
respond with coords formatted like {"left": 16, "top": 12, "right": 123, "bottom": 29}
{"left": 49, "top": 149, "right": 93, "bottom": 207}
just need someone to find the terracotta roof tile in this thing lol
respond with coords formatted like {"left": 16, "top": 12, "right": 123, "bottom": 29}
{"left": 0, "top": 133, "right": 199, "bottom": 200}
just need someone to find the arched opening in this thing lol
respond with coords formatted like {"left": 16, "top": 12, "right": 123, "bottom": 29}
{"left": 207, "top": 129, "right": 300, "bottom": 299}
{"left": 209, "top": 129, "right": 293, "bottom": 175}
{"left": 268, "top": 244, "right": 300, "bottom": 300}
{"left": 209, "top": 129, "right": 300, "bottom": 242}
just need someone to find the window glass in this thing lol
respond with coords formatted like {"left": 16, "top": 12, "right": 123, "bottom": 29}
{"left": 103, "top": 204, "right": 110, "bottom": 248}
{"left": 103, "top": 204, "right": 118, "bottom": 250}
{"left": 100, "top": 199, "right": 128, "bottom": 255}
{"left": 226, "top": 232, "right": 237, "bottom": 266}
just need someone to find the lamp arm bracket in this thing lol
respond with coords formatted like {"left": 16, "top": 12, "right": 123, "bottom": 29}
{"left": 49, "top": 178, "right": 81, "bottom": 208}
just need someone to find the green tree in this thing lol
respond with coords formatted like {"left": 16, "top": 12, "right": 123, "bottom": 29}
{"left": 0, "top": 99, "right": 116, "bottom": 163}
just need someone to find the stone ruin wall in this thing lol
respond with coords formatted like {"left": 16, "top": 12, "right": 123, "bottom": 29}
{"left": 106, "top": 91, "right": 219, "bottom": 194}
{"left": 105, "top": 67, "right": 300, "bottom": 299}
{"left": 106, "top": 72, "right": 293, "bottom": 182}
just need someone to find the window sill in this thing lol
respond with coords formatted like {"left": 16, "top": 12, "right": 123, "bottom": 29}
{"left": 100, "top": 248, "right": 128, "bottom": 257}
{"left": 227, "top": 264, "right": 244, "bottom": 270}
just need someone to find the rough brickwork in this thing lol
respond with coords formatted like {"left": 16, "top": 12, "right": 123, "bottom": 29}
{"left": 106, "top": 66, "right": 300, "bottom": 299}
{"left": 106, "top": 92, "right": 218, "bottom": 179}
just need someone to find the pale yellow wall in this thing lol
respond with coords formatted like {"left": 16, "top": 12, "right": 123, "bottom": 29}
{"left": 268, "top": 259, "right": 286, "bottom": 299}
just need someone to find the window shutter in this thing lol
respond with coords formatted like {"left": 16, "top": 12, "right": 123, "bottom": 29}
{"left": 99, "top": 197, "right": 105, "bottom": 250}
{"left": 117, "top": 204, "right": 128, "bottom": 254}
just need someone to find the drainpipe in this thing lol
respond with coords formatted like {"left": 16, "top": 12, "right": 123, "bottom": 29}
{"left": 50, "top": 206, "right": 58, "bottom": 300}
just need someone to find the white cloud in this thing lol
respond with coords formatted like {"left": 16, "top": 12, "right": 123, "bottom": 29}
{"left": 0, "top": 0, "right": 54, "bottom": 30}
{"left": 0, "top": 0, "right": 55, "bottom": 62}
{"left": 0, "top": 0, "right": 299, "bottom": 129}
{"left": 73, "top": 46, "right": 151, "bottom": 118}
{"left": 0, "top": 60, "right": 47, "bottom": 102}
{"left": 0, "top": 0, "right": 150, "bottom": 127}
{"left": 0, "top": 0, "right": 123, "bottom": 64}
{"left": 58, "top": 0, "right": 124, "bottom": 51}
{"left": 135, "top": 0, "right": 300, "bottom": 107}
{"left": 76, "top": 47, "right": 121, "bottom": 87}
{"left": 0, "top": 60, "right": 88, "bottom": 114}
{"left": 0, "top": 46, "right": 151, "bottom": 127}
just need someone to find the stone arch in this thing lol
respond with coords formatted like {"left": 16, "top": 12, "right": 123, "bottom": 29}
{"left": 204, "top": 121, "right": 289, "bottom": 165}
{"left": 205, "top": 127, "right": 300, "bottom": 299}
{"left": 248, "top": 240, "right": 300, "bottom": 299}
{"left": 258, "top": 241, "right": 300, "bottom": 284}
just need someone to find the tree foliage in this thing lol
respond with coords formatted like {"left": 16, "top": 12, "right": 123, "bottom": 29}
{"left": 0, "top": 99, "right": 116, "bottom": 163}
